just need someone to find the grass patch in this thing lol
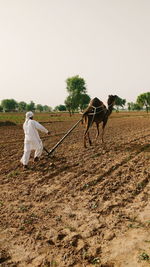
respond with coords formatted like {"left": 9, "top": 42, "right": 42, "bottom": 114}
{"left": 18, "top": 205, "right": 29, "bottom": 212}
{"left": 91, "top": 257, "right": 101, "bottom": 264}
{"left": 7, "top": 170, "right": 20, "bottom": 178}
{"left": 133, "top": 177, "right": 149, "bottom": 196}
{"left": 144, "top": 240, "right": 150, "bottom": 243}
{"left": 128, "top": 223, "right": 141, "bottom": 229}
{"left": 23, "top": 213, "right": 38, "bottom": 225}
{"left": 0, "top": 112, "right": 81, "bottom": 124}
{"left": 50, "top": 260, "right": 58, "bottom": 267}
{"left": 139, "top": 252, "right": 150, "bottom": 261}
{"left": 91, "top": 152, "right": 101, "bottom": 158}
{"left": 0, "top": 200, "right": 4, "bottom": 207}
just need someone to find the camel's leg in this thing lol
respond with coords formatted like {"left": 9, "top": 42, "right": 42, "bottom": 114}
{"left": 84, "top": 127, "right": 88, "bottom": 148}
{"left": 95, "top": 122, "right": 100, "bottom": 143}
{"left": 87, "top": 132, "right": 92, "bottom": 146}
{"left": 84, "top": 129, "right": 88, "bottom": 148}
{"left": 102, "top": 129, "right": 105, "bottom": 143}
{"left": 84, "top": 118, "right": 92, "bottom": 148}
{"left": 102, "top": 120, "right": 107, "bottom": 143}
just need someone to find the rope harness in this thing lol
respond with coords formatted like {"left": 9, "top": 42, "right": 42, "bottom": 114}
{"left": 87, "top": 102, "right": 114, "bottom": 116}
{"left": 88, "top": 106, "right": 97, "bottom": 128}
{"left": 84, "top": 102, "right": 114, "bottom": 134}
{"left": 88, "top": 104, "right": 105, "bottom": 115}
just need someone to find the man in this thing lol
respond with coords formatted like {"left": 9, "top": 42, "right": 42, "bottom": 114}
{"left": 20, "top": 111, "right": 50, "bottom": 169}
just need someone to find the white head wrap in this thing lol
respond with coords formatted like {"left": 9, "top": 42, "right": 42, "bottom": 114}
{"left": 25, "top": 111, "right": 34, "bottom": 123}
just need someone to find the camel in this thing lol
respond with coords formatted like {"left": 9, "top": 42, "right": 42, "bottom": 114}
{"left": 82, "top": 95, "right": 117, "bottom": 148}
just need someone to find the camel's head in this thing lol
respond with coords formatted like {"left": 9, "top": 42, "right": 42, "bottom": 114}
{"left": 107, "top": 95, "right": 118, "bottom": 106}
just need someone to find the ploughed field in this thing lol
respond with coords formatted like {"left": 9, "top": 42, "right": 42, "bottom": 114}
{"left": 0, "top": 112, "right": 150, "bottom": 267}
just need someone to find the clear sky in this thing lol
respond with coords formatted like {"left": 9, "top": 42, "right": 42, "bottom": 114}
{"left": 0, "top": 0, "right": 150, "bottom": 108}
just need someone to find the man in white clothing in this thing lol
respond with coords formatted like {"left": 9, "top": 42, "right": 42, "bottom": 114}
{"left": 20, "top": 111, "right": 50, "bottom": 169}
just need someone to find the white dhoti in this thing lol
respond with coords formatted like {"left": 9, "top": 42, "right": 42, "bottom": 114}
{"left": 20, "top": 140, "right": 43, "bottom": 166}
{"left": 20, "top": 116, "right": 48, "bottom": 166}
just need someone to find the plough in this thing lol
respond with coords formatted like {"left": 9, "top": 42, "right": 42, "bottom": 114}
{"left": 44, "top": 118, "right": 82, "bottom": 156}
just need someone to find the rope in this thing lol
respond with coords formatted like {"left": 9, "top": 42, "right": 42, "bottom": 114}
{"left": 88, "top": 106, "right": 97, "bottom": 128}
{"left": 87, "top": 102, "right": 114, "bottom": 116}
{"left": 83, "top": 102, "right": 114, "bottom": 136}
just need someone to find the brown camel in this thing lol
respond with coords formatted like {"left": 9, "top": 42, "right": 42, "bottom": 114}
{"left": 82, "top": 95, "right": 117, "bottom": 148}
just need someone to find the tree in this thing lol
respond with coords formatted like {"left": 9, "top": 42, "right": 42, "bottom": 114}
{"left": 1, "top": 99, "right": 18, "bottom": 111}
{"left": 79, "top": 93, "right": 91, "bottom": 111}
{"left": 36, "top": 104, "right": 43, "bottom": 112}
{"left": 26, "top": 101, "right": 35, "bottom": 111}
{"left": 115, "top": 96, "right": 126, "bottom": 111}
{"left": 127, "top": 102, "right": 131, "bottom": 111}
{"left": 64, "top": 96, "right": 73, "bottom": 116}
{"left": 54, "top": 105, "right": 66, "bottom": 111}
{"left": 43, "top": 105, "right": 52, "bottom": 112}
{"left": 133, "top": 103, "right": 142, "bottom": 111}
{"left": 127, "top": 102, "right": 142, "bottom": 111}
{"left": 18, "top": 101, "right": 27, "bottom": 112}
{"left": 65, "top": 75, "right": 90, "bottom": 114}
{"left": 0, "top": 105, "right": 3, "bottom": 112}
{"left": 136, "top": 92, "right": 150, "bottom": 113}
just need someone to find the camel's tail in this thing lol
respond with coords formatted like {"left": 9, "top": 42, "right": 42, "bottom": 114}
{"left": 81, "top": 111, "right": 88, "bottom": 125}
{"left": 81, "top": 105, "right": 94, "bottom": 124}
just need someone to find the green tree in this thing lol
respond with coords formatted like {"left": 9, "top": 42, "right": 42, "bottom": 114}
{"left": 127, "top": 102, "right": 131, "bottom": 111}
{"left": 133, "top": 103, "right": 142, "bottom": 110}
{"left": 43, "top": 105, "right": 52, "bottom": 112}
{"left": 79, "top": 93, "right": 91, "bottom": 111}
{"left": 26, "top": 101, "right": 35, "bottom": 111}
{"left": 127, "top": 102, "right": 142, "bottom": 111}
{"left": 65, "top": 75, "right": 90, "bottom": 114}
{"left": 1, "top": 99, "right": 18, "bottom": 111}
{"left": 36, "top": 104, "right": 43, "bottom": 112}
{"left": 137, "top": 92, "right": 150, "bottom": 113}
{"left": 115, "top": 96, "right": 126, "bottom": 111}
{"left": 18, "top": 101, "right": 27, "bottom": 112}
{"left": 0, "top": 105, "right": 3, "bottom": 112}
{"left": 64, "top": 96, "right": 73, "bottom": 116}
{"left": 54, "top": 105, "right": 66, "bottom": 111}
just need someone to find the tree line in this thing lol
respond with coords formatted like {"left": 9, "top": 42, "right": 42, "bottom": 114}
{"left": 0, "top": 99, "right": 52, "bottom": 113}
{"left": 1, "top": 75, "right": 150, "bottom": 113}
{"left": 127, "top": 92, "right": 150, "bottom": 112}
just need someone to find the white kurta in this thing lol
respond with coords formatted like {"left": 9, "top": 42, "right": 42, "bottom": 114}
{"left": 21, "top": 119, "right": 48, "bottom": 165}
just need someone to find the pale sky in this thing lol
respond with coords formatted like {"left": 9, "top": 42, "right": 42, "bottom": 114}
{"left": 0, "top": 0, "right": 150, "bottom": 108}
